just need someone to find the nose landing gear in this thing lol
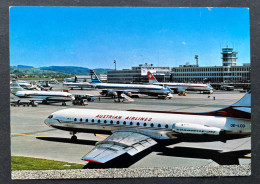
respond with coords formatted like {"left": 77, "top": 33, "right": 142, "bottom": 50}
{"left": 70, "top": 131, "right": 77, "bottom": 142}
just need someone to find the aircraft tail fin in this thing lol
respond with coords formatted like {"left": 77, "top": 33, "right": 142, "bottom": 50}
{"left": 10, "top": 78, "right": 25, "bottom": 94}
{"left": 90, "top": 69, "right": 101, "bottom": 83}
{"left": 147, "top": 71, "right": 158, "bottom": 84}
{"left": 127, "top": 91, "right": 251, "bottom": 119}
{"left": 231, "top": 90, "right": 251, "bottom": 107}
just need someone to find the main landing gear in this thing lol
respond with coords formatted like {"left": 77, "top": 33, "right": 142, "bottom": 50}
{"left": 70, "top": 131, "right": 77, "bottom": 142}
{"left": 62, "top": 102, "right": 66, "bottom": 106}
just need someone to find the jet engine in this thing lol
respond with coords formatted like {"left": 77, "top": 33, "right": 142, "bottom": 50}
{"left": 107, "top": 90, "right": 117, "bottom": 96}
{"left": 123, "top": 91, "right": 132, "bottom": 96}
{"left": 172, "top": 123, "right": 222, "bottom": 135}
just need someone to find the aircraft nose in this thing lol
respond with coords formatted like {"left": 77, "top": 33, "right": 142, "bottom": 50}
{"left": 44, "top": 118, "right": 52, "bottom": 126}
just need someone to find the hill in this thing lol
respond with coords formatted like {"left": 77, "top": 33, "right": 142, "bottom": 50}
{"left": 40, "top": 66, "right": 112, "bottom": 75}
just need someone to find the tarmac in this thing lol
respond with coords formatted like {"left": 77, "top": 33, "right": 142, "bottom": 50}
{"left": 10, "top": 84, "right": 251, "bottom": 169}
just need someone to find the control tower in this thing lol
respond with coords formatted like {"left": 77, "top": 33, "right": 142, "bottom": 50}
{"left": 221, "top": 47, "right": 238, "bottom": 67}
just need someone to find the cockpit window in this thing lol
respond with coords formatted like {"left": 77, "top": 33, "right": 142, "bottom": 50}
{"left": 48, "top": 115, "right": 53, "bottom": 119}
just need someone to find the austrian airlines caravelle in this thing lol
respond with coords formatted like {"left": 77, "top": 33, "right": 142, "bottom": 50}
{"left": 147, "top": 71, "right": 214, "bottom": 94}
{"left": 44, "top": 91, "right": 251, "bottom": 164}
{"left": 11, "top": 79, "right": 74, "bottom": 105}
{"left": 90, "top": 69, "right": 173, "bottom": 99}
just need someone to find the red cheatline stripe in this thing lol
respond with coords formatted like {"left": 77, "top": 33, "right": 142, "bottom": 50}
{"left": 83, "top": 159, "right": 102, "bottom": 163}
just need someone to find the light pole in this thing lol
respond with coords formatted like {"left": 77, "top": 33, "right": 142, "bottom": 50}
{"left": 114, "top": 60, "right": 117, "bottom": 70}
{"left": 195, "top": 55, "right": 199, "bottom": 67}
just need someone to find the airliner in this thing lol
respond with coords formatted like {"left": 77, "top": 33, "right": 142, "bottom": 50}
{"left": 10, "top": 80, "right": 33, "bottom": 90}
{"left": 63, "top": 81, "right": 93, "bottom": 90}
{"left": 10, "top": 79, "right": 74, "bottom": 105}
{"left": 44, "top": 91, "right": 251, "bottom": 163}
{"left": 148, "top": 71, "right": 214, "bottom": 94}
{"left": 90, "top": 69, "right": 173, "bottom": 99}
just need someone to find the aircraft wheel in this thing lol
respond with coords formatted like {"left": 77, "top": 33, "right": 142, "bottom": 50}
{"left": 62, "top": 102, "right": 66, "bottom": 106}
{"left": 71, "top": 135, "right": 77, "bottom": 142}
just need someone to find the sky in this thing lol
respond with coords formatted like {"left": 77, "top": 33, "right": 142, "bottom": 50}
{"left": 10, "top": 7, "right": 250, "bottom": 69}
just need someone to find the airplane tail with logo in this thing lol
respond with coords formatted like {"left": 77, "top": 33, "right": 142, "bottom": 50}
{"left": 89, "top": 69, "right": 101, "bottom": 83}
{"left": 10, "top": 78, "right": 25, "bottom": 94}
{"left": 147, "top": 71, "right": 159, "bottom": 84}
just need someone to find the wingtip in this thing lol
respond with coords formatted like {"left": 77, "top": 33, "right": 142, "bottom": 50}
{"left": 82, "top": 158, "right": 103, "bottom": 163}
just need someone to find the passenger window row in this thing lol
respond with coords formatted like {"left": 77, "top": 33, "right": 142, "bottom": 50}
{"left": 73, "top": 118, "right": 169, "bottom": 128}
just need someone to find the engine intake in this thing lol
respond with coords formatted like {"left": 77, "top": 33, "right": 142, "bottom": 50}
{"left": 123, "top": 91, "right": 132, "bottom": 96}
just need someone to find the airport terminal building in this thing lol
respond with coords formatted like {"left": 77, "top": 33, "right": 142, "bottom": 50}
{"left": 106, "top": 47, "right": 250, "bottom": 84}
{"left": 107, "top": 63, "right": 171, "bottom": 83}
{"left": 171, "top": 48, "right": 250, "bottom": 83}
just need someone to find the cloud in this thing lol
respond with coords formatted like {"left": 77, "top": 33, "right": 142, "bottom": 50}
{"left": 182, "top": 41, "right": 186, "bottom": 46}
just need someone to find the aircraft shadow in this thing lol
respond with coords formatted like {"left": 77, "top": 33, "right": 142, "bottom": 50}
{"left": 156, "top": 146, "right": 251, "bottom": 165}
{"left": 37, "top": 137, "right": 250, "bottom": 168}
{"left": 36, "top": 137, "right": 97, "bottom": 146}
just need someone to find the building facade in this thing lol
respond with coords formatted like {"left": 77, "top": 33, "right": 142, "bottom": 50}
{"left": 171, "top": 64, "right": 250, "bottom": 83}
{"left": 107, "top": 63, "right": 171, "bottom": 83}
{"left": 171, "top": 47, "right": 250, "bottom": 83}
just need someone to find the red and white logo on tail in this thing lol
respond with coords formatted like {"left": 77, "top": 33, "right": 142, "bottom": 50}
{"left": 147, "top": 71, "right": 159, "bottom": 84}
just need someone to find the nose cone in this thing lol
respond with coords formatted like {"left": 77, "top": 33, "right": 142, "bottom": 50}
{"left": 44, "top": 118, "right": 51, "bottom": 126}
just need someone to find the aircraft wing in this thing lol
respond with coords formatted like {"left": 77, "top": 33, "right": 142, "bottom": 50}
{"left": 81, "top": 131, "right": 157, "bottom": 163}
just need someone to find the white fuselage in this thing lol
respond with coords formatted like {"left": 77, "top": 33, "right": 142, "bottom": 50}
{"left": 93, "top": 83, "right": 172, "bottom": 95}
{"left": 154, "top": 82, "right": 213, "bottom": 92}
{"left": 15, "top": 91, "right": 74, "bottom": 102}
{"left": 63, "top": 82, "right": 92, "bottom": 89}
{"left": 45, "top": 109, "right": 251, "bottom": 140}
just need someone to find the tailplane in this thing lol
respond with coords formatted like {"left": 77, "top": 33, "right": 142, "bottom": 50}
{"left": 90, "top": 69, "right": 101, "bottom": 83}
{"left": 147, "top": 71, "right": 158, "bottom": 84}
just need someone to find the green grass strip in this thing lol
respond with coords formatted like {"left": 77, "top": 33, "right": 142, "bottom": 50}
{"left": 12, "top": 156, "right": 85, "bottom": 170}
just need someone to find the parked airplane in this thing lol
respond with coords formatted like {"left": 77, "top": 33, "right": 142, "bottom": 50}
{"left": 10, "top": 79, "right": 74, "bottom": 105}
{"left": 44, "top": 91, "right": 251, "bottom": 164}
{"left": 10, "top": 80, "right": 33, "bottom": 90}
{"left": 147, "top": 71, "right": 214, "bottom": 94}
{"left": 90, "top": 69, "right": 173, "bottom": 99}
{"left": 63, "top": 81, "right": 93, "bottom": 90}
{"left": 49, "top": 78, "right": 59, "bottom": 84}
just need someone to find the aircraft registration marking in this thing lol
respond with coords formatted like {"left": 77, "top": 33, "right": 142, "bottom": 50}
{"left": 11, "top": 133, "right": 46, "bottom": 137}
